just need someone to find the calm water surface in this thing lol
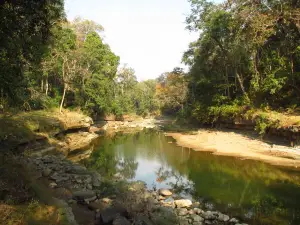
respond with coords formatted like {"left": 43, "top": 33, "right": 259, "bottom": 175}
{"left": 82, "top": 129, "right": 300, "bottom": 225}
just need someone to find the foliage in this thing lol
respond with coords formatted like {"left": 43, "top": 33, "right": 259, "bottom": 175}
{"left": 0, "top": 0, "right": 64, "bottom": 106}
{"left": 255, "top": 114, "right": 270, "bottom": 136}
{"left": 184, "top": 0, "right": 300, "bottom": 124}
{"left": 0, "top": 0, "right": 162, "bottom": 118}
{"left": 3, "top": 0, "right": 300, "bottom": 125}
{"left": 108, "top": 65, "right": 160, "bottom": 117}
{"left": 156, "top": 68, "right": 188, "bottom": 115}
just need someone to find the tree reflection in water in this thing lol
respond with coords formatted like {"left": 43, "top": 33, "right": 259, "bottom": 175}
{"left": 117, "top": 158, "right": 138, "bottom": 179}
{"left": 81, "top": 130, "right": 300, "bottom": 225}
{"left": 155, "top": 166, "right": 194, "bottom": 195}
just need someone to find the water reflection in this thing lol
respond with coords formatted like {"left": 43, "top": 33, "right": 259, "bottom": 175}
{"left": 82, "top": 129, "right": 300, "bottom": 225}
{"left": 155, "top": 166, "right": 194, "bottom": 196}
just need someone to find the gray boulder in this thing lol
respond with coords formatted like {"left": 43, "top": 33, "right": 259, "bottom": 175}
{"left": 217, "top": 213, "right": 230, "bottom": 222}
{"left": 191, "top": 214, "right": 204, "bottom": 222}
{"left": 72, "top": 190, "right": 96, "bottom": 200}
{"left": 192, "top": 222, "right": 203, "bottom": 225}
{"left": 202, "top": 211, "right": 217, "bottom": 220}
{"left": 50, "top": 172, "right": 70, "bottom": 183}
{"left": 178, "top": 217, "right": 189, "bottom": 225}
{"left": 177, "top": 208, "right": 188, "bottom": 216}
{"left": 42, "top": 168, "right": 52, "bottom": 177}
{"left": 113, "top": 216, "right": 131, "bottom": 225}
{"left": 100, "top": 206, "right": 128, "bottom": 224}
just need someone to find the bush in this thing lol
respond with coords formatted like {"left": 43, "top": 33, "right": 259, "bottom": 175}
{"left": 27, "top": 94, "right": 59, "bottom": 110}
{"left": 255, "top": 114, "right": 270, "bottom": 136}
{"left": 208, "top": 104, "right": 242, "bottom": 123}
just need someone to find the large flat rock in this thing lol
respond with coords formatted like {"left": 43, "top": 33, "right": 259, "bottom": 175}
{"left": 175, "top": 199, "right": 193, "bottom": 208}
{"left": 62, "top": 132, "right": 99, "bottom": 153}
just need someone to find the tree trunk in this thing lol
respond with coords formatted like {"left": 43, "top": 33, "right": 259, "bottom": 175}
{"left": 225, "top": 66, "right": 230, "bottom": 98}
{"left": 254, "top": 50, "right": 261, "bottom": 87}
{"left": 291, "top": 54, "right": 295, "bottom": 85}
{"left": 41, "top": 79, "right": 44, "bottom": 92}
{"left": 0, "top": 88, "right": 4, "bottom": 113}
{"left": 45, "top": 76, "right": 49, "bottom": 96}
{"left": 236, "top": 71, "right": 247, "bottom": 96}
{"left": 60, "top": 59, "right": 66, "bottom": 113}
{"left": 60, "top": 83, "right": 67, "bottom": 113}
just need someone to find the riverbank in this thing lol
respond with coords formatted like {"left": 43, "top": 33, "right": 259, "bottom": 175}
{"left": 5, "top": 108, "right": 300, "bottom": 224}
{"left": 0, "top": 109, "right": 93, "bottom": 151}
{"left": 0, "top": 109, "right": 252, "bottom": 224}
{"left": 166, "top": 129, "right": 300, "bottom": 168}
{"left": 21, "top": 152, "right": 246, "bottom": 225}
{"left": 0, "top": 109, "right": 97, "bottom": 225}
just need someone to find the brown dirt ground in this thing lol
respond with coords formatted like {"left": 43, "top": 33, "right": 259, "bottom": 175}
{"left": 166, "top": 129, "right": 300, "bottom": 168}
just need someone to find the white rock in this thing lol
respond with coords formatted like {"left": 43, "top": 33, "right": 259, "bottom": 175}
{"left": 175, "top": 199, "right": 193, "bottom": 208}
{"left": 193, "top": 208, "right": 204, "bottom": 215}
{"left": 101, "top": 198, "right": 112, "bottom": 204}
{"left": 229, "top": 218, "right": 239, "bottom": 223}
{"left": 158, "top": 195, "right": 166, "bottom": 201}
{"left": 159, "top": 188, "right": 173, "bottom": 196}
{"left": 49, "top": 182, "right": 57, "bottom": 188}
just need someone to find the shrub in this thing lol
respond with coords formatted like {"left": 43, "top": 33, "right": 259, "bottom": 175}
{"left": 255, "top": 114, "right": 270, "bottom": 136}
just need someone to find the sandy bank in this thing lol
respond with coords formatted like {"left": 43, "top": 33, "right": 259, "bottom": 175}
{"left": 166, "top": 129, "right": 300, "bottom": 168}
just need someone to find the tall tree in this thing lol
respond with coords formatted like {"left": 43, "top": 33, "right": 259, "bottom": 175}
{"left": 83, "top": 32, "right": 120, "bottom": 115}
{"left": 71, "top": 16, "right": 104, "bottom": 45}
{"left": 184, "top": 0, "right": 300, "bottom": 122}
{"left": 0, "top": 0, "right": 64, "bottom": 106}
{"left": 156, "top": 68, "right": 188, "bottom": 114}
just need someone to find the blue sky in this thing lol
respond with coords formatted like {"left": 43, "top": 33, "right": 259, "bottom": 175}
{"left": 65, "top": 0, "right": 220, "bottom": 80}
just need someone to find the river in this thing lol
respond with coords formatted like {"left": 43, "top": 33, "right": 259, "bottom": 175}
{"left": 81, "top": 129, "right": 300, "bottom": 225}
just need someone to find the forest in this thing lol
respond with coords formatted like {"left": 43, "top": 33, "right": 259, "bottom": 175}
{"left": 0, "top": 0, "right": 161, "bottom": 118}
{"left": 184, "top": 0, "right": 300, "bottom": 125}
{"left": 1, "top": 0, "right": 300, "bottom": 125}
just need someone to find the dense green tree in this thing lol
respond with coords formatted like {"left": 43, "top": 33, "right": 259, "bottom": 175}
{"left": 184, "top": 0, "right": 300, "bottom": 123}
{"left": 83, "top": 32, "right": 120, "bottom": 115}
{"left": 34, "top": 22, "right": 120, "bottom": 115}
{"left": 134, "top": 80, "right": 159, "bottom": 116}
{"left": 114, "top": 66, "right": 138, "bottom": 114}
{"left": 0, "top": 0, "right": 64, "bottom": 107}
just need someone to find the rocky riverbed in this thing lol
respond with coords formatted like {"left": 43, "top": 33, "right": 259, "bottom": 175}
{"left": 23, "top": 153, "right": 248, "bottom": 225}
{"left": 1, "top": 110, "right": 250, "bottom": 224}
{"left": 91, "top": 118, "right": 157, "bottom": 133}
